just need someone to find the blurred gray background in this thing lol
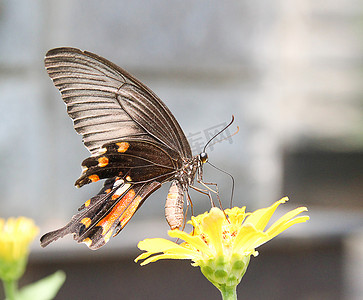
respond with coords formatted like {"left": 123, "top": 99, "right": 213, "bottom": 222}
{"left": 1, "top": 1, "right": 363, "bottom": 299}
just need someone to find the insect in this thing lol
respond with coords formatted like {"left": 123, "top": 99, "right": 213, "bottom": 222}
{"left": 40, "top": 48, "right": 211, "bottom": 250}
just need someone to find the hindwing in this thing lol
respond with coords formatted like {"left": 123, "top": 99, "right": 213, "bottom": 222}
{"left": 75, "top": 140, "right": 182, "bottom": 188}
{"left": 41, "top": 178, "right": 161, "bottom": 250}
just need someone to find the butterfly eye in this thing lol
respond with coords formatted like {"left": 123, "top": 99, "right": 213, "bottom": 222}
{"left": 199, "top": 152, "right": 208, "bottom": 164}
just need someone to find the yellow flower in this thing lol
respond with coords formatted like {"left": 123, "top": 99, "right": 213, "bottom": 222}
{"left": 135, "top": 197, "right": 309, "bottom": 299}
{"left": 0, "top": 217, "right": 39, "bottom": 281}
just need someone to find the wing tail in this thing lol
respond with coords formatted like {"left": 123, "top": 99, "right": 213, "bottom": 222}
{"left": 40, "top": 179, "right": 161, "bottom": 250}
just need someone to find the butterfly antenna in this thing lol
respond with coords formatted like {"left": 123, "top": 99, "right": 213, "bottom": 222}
{"left": 207, "top": 126, "right": 240, "bottom": 149}
{"left": 203, "top": 115, "right": 235, "bottom": 153}
{"left": 206, "top": 161, "right": 235, "bottom": 208}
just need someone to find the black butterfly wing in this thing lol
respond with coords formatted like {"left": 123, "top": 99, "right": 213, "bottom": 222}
{"left": 75, "top": 140, "right": 182, "bottom": 188}
{"left": 41, "top": 178, "right": 161, "bottom": 250}
{"left": 45, "top": 47, "right": 191, "bottom": 159}
{"left": 41, "top": 141, "right": 177, "bottom": 249}
{"left": 42, "top": 48, "right": 192, "bottom": 249}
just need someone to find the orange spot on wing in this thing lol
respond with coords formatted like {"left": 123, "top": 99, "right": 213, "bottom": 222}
{"left": 120, "top": 195, "right": 143, "bottom": 227}
{"left": 116, "top": 142, "right": 129, "bottom": 153}
{"left": 88, "top": 174, "right": 100, "bottom": 182}
{"left": 80, "top": 217, "right": 92, "bottom": 228}
{"left": 105, "top": 189, "right": 111, "bottom": 194}
{"left": 111, "top": 194, "right": 119, "bottom": 200}
{"left": 98, "top": 156, "right": 109, "bottom": 167}
{"left": 97, "top": 189, "right": 136, "bottom": 235}
{"left": 84, "top": 199, "right": 91, "bottom": 207}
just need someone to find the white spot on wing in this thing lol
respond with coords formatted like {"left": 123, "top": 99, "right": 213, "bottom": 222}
{"left": 114, "top": 183, "right": 131, "bottom": 196}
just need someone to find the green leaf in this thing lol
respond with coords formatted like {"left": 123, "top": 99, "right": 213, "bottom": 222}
{"left": 16, "top": 270, "right": 66, "bottom": 300}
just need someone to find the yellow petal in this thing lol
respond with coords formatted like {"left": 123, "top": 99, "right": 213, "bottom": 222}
{"left": 232, "top": 224, "right": 267, "bottom": 253}
{"left": 253, "top": 209, "right": 309, "bottom": 248}
{"left": 244, "top": 197, "right": 288, "bottom": 231}
{"left": 200, "top": 207, "right": 225, "bottom": 255}
{"left": 135, "top": 237, "right": 201, "bottom": 263}
{"left": 266, "top": 220, "right": 309, "bottom": 242}
{"left": 135, "top": 251, "right": 155, "bottom": 262}
{"left": 136, "top": 238, "right": 180, "bottom": 263}
{"left": 0, "top": 217, "right": 38, "bottom": 262}
{"left": 138, "top": 253, "right": 196, "bottom": 266}
{"left": 274, "top": 216, "right": 310, "bottom": 237}
{"left": 168, "top": 230, "right": 213, "bottom": 256}
{"left": 135, "top": 246, "right": 199, "bottom": 262}
{"left": 187, "top": 212, "right": 209, "bottom": 235}
{"left": 225, "top": 207, "right": 247, "bottom": 226}
{"left": 265, "top": 207, "right": 308, "bottom": 239}
{"left": 137, "top": 238, "right": 182, "bottom": 252}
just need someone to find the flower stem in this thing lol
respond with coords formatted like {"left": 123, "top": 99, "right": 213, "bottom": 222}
{"left": 219, "top": 285, "right": 237, "bottom": 300}
{"left": 2, "top": 279, "right": 18, "bottom": 300}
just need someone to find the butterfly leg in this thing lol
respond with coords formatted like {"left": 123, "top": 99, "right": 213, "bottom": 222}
{"left": 190, "top": 184, "right": 215, "bottom": 207}
{"left": 196, "top": 166, "right": 225, "bottom": 210}
{"left": 184, "top": 190, "right": 196, "bottom": 236}
{"left": 178, "top": 190, "right": 193, "bottom": 234}
{"left": 195, "top": 172, "right": 229, "bottom": 214}
{"left": 196, "top": 165, "right": 219, "bottom": 194}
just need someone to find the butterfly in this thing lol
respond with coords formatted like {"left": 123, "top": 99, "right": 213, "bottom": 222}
{"left": 40, "top": 48, "right": 209, "bottom": 250}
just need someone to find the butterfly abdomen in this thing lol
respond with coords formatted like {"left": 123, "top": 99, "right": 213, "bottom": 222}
{"left": 165, "top": 180, "right": 184, "bottom": 230}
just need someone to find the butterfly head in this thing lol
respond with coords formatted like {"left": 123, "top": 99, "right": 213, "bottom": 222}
{"left": 199, "top": 152, "right": 208, "bottom": 164}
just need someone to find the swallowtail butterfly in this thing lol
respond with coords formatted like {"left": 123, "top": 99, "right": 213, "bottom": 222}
{"left": 40, "top": 48, "right": 210, "bottom": 250}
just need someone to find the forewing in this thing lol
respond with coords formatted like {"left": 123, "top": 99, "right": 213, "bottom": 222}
{"left": 40, "top": 178, "right": 161, "bottom": 250}
{"left": 45, "top": 47, "right": 191, "bottom": 158}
